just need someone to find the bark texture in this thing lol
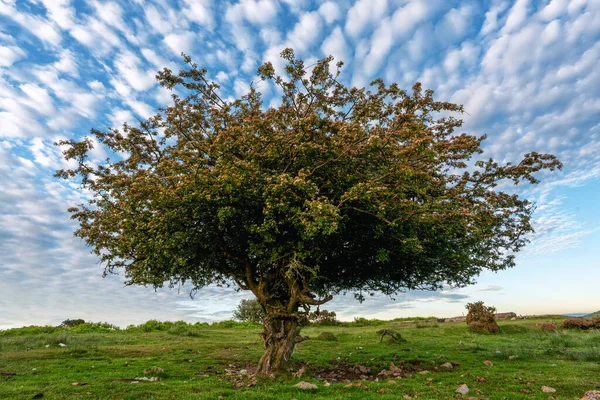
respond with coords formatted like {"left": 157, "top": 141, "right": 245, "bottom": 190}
{"left": 255, "top": 314, "right": 300, "bottom": 377}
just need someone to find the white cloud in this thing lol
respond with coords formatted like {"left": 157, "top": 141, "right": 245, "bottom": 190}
{"left": 321, "top": 26, "right": 349, "bottom": 65}
{"left": 183, "top": 0, "right": 214, "bottom": 29}
{"left": 0, "top": 2, "right": 62, "bottom": 46}
{"left": 0, "top": 45, "right": 26, "bottom": 67}
{"left": 345, "top": 0, "right": 387, "bottom": 38}
{"left": 318, "top": 1, "right": 341, "bottom": 24}
{"left": 286, "top": 11, "right": 322, "bottom": 54}
{"left": 19, "top": 84, "right": 55, "bottom": 116}
{"left": 114, "top": 51, "right": 156, "bottom": 92}
{"left": 163, "top": 32, "right": 196, "bottom": 56}
{"left": 226, "top": 0, "right": 278, "bottom": 25}
{"left": 501, "top": 0, "right": 530, "bottom": 34}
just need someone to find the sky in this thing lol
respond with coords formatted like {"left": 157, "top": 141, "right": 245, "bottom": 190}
{"left": 0, "top": 0, "right": 599, "bottom": 329}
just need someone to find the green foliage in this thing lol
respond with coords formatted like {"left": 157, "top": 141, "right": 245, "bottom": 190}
{"left": 348, "top": 318, "right": 387, "bottom": 327}
{"left": 56, "top": 49, "right": 560, "bottom": 308}
{"left": 70, "top": 322, "right": 120, "bottom": 333}
{"left": 55, "top": 48, "right": 561, "bottom": 373}
{"left": 315, "top": 331, "right": 337, "bottom": 341}
{"left": 466, "top": 301, "right": 499, "bottom": 334}
{"left": 376, "top": 328, "right": 407, "bottom": 343}
{"left": 586, "top": 310, "right": 600, "bottom": 318}
{"left": 308, "top": 309, "right": 339, "bottom": 326}
{"left": 60, "top": 319, "right": 86, "bottom": 328}
{"left": 233, "top": 299, "right": 265, "bottom": 324}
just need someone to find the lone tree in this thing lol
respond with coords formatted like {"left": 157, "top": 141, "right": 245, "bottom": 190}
{"left": 56, "top": 49, "right": 561, "bottom": 376}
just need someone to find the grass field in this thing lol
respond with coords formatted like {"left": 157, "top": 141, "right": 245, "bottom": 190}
{"left": 1, "top": 317, "right": 599, "bottom": 399}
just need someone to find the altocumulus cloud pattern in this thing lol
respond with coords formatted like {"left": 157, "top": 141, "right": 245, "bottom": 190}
{"left": 0, "top": 0, "right": 599, "bottom": 328}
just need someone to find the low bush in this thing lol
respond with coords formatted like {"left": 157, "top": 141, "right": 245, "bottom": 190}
{"left": 468, "top": 321, "right": 500, "bottom": 334}
{"left": 308, "top": 310, "right": 339, "bottom": 326}
{"left": 561, "top": 317, "right": 595, "bottom": 330}
{"left": 233, "top": 299, "right": 265, "bottom": 324}
{"left": 60, "top": 319, "right": 86, "bottom": 328}
{"left": 348, "top": 317, "right": 387, "bottom": 327}
{"left": 376, "top": 329, "right": 407, "bottom": 343}
{"left": 540, "top": 322, "right": 557, "bottom": 332}
{"left": 316, "top": 332, "right": 337, "bottom": 341}
{"left": 466, "top": 301, "right": 499, "bottom": 334}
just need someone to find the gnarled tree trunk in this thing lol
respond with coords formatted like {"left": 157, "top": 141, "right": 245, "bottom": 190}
{"left": 255, "top": 313, "right": 300, "bottom": 377}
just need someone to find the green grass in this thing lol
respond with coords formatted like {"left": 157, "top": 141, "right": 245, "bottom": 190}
{"left": 1, "top": 318, "right": 599, "bottom": 399}
{"left": 586, "top": 310, "right": 600, "bottom": 318}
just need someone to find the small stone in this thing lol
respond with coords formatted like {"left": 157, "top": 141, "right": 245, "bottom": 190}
{"left": 377, "top": 389, "right": 385, "bottom": 394}
{"left": 581, "top": 390, "right": 600, "bottom": 400}
{"left": 437, "top": 354, "right": 445, "bottom": 359}
{"left": 387, "top": 379, "right": 397, "bottom": 384}
{"left": 324, "top": 381, "right": 330, "bottom": 387}
{"left": 358, "top": 365, "right": 368, "bottom": 374}
{"left": 509, "top": 355, "right": 517, "bottom": 360}
{"left": 58, "top": 343, "right": 66, "bottom": 347}
{"left": 541, "top": 386, "right": 557, "bottom": 393}
{"left": 456, "top": 384, "right": 470, "bottom": 395}
{"left": 44, "top": 345, "right": 50, "bottom": 348}
{"left": 295, "top": 381, "right": 318, "bottom": 390}
{"left": 440, "top": 362, "right": 453, "bottom": 369}
{"left": 71, "top": 382, "right": 88, "bottom": 386}
{"left": 403, "top": 395, "right": 412, "bottom": 399}
{"left": 483, "top": 360, "right": 493, "bottom": 366}
{"left": 418, "top": 370, "right": 430, "bottom": 375}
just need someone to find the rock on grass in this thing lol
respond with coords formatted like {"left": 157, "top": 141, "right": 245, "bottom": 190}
{"left": 542, "top": 386, "right": 557, "bottom": 393}
{"left": 581, "top": 390, "right": 600, "bottom": 400}
{"left": 295, "top": 381, "right": 318, "bottom": 389}
{"left": 456, "top": 384, "right": 469, "bottom": 395}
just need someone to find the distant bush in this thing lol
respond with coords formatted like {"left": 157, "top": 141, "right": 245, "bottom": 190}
{"left": 211, "top": 320, "right": 262, "bottom": 329}
{"left": 60, "top": 319, "right": 86, "bottom": 328}
{"left": 416, "top": 322, "right": 439, "bottom": 329}
{"left": 233, "top": 299, "right": 265, "bottom": 324}
{"left": 308, "top": 309, "right": 339, "bottom": 326}
{"left": 316, "top": 331, "right": 337, "bottom": 341}
{"left": 70, "top": 322, "right": 119, "bottom": 333}
{"left": 468, "top": 320, "right": 500, "bottom": 334}
{"left": 466, "top": 301, "right": 499, "bottom": 334}
{"left": 561, "top": 317, "right": 596, "bottom": 330}
{"left": 348, "top": 317, "right": 387, "bottom": 327}
{"left": 540, "top": 322, "right": 557, "bottom": 332}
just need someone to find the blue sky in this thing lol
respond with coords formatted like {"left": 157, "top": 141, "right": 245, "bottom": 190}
{"left": 0, "top": 0, "right": 599, "bottom": 329}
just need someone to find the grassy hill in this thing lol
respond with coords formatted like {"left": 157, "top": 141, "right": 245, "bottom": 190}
{"left": 586, "top": 310, "right": 600, "bottom": 317}
{"left": 1, "top": 317, "right": 599, "bottom": 399}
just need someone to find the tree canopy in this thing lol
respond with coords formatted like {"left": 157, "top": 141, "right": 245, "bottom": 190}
{"left": 56, "top": 49, "right": 561, "bottom": 375}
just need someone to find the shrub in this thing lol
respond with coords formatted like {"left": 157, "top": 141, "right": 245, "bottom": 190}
{"left": 308, "top": 309, "right": 339, "bottom": 326}
{"left": 349, "top": 317, "right": 387, "bottom": 327}
{"left": 233, "top": 299, "right": 265, "bottom": 324}
{"left": 376, "top": 329, "right": 407, "bottom": 343}
{"left": 70, "top": 322, "right": 119, "bottom": 333}
{"left": 466, "top": 301, "right": 499, "bottom": 334}
{"left": 561, "top": 317, "right": 595, "bottom": 330}
{"left": 60, "top": 319, "right": 86, "bottom": 328}
{"left": 540, "top": 322, "right": 557, "bottom": 332}
{"left": 468, "top": 321, "right": 500, "bottom": 334}
{"left": 316, "top": 332, "right": 337, "bottom": 341}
